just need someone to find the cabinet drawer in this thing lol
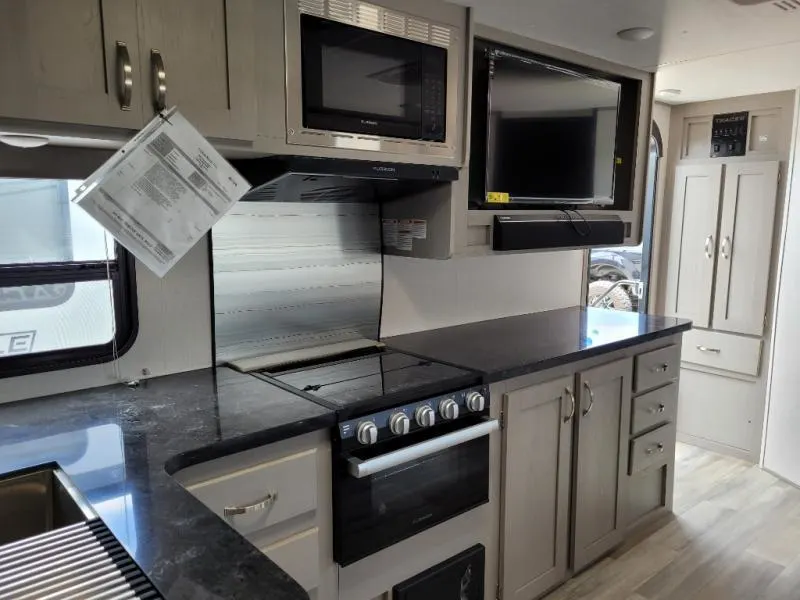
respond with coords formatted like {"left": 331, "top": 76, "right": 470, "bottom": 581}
{"left": 259, "top": 527, "right": 319, "bottom": 592}
{"left": 631, "top": 383, "right": 678, "bottom": 436}
{"left": 634, "top": 345, "right": 680, "bottom": 393}
{"left": 185, "top": 448, "right": 317, "bottom": 536}
{"left": 629, "top": 424, "right": 676, "bottom": 475}
{"left": 681, "top": 329, "right": 763, "bottom": 376}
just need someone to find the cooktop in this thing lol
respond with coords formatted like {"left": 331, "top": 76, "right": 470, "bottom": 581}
{"left": 254, "top": 349, "right": 480, "bottom": 417}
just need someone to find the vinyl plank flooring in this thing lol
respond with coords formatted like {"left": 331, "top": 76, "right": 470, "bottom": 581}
{"left": 542, "top": 443, "right": 800, "bottom": 600}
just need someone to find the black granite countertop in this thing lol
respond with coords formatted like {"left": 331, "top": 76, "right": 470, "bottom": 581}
{"left": 0, "top": 367, "right": 336, "bottom": 600}
{"left": 384, "top": 306, "right": 693, "bottom": 383}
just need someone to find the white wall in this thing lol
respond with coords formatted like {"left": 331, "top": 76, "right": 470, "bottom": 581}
{"left": 381, "top": 251, "right": 586, "bottom": 337}
{"left": 762, "top": 89, "right": 800, "bottom": 482}
{"left": 0, "top": 241, "right": 213, "bottom": 404}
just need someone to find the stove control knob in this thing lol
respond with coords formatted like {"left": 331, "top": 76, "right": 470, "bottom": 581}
{"left": 439, "top": 398, "right": 459, "bottom": 420}
{"left": 389, "top": 412, "right": 411, "bottom": 436}
{"left": 415, "top": 405, "right": 436, "bottom": 428}
{"left": 466, "top": 391, "right": 486, "bottom": 413}
{"left": 356, "top": 421, "right": 379, "bottom": 446}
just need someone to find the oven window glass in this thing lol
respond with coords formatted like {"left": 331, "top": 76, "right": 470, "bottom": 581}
{"left": 300, "top": 14, "right": 447, "bottom": 142}
{"left": 335, "top": 429, "right": 489, "bottom": 565}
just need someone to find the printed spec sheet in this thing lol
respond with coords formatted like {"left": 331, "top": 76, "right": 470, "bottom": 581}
{"left": 73, "top": 108, "right": 250, "bottom": 277}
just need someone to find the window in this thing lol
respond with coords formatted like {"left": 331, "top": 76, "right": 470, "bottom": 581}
{"left": 0, "top": 178, "right": 137, "bottom": 378}
{"left": 587, "top": 126, "right": 662, "bottom": 313}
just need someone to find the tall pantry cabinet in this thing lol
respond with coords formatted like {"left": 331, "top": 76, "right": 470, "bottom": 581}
{"left": 660, "top": 92, "right": 795, "bottom": 460}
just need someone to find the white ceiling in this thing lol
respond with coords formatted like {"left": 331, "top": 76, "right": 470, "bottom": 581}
{"left": 455, "top": 0, "right": 800, "bottom": 102}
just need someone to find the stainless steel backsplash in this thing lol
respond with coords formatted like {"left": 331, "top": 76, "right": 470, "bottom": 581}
{"left": 212, "top": 201, "right": 382, "bottom": 364}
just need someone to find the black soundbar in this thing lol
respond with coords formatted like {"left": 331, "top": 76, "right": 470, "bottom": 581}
{"left": 493, "top": 214, "right": 626, "bottom": 251}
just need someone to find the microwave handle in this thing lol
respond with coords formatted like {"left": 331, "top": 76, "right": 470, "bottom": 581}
{"left": 347, "top": 418, "right": 500, "bottom": 479}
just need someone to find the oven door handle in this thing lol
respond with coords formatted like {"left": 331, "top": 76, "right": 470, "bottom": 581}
{"left": 347, "top": 418, "right": 500, "bottom": 479}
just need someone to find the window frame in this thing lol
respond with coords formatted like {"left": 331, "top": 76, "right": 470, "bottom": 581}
{"left": 0, "top": 147, "right": 139, "bottom": 379}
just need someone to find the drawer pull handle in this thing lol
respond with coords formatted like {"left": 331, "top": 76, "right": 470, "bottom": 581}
{"left": 649, "top": 403, "right": 667, "bottom": 414}
{"left": 564, "top": 387, "right": 576, "bottom": 423}
{"left": 224, "top": 492, "right": 277, "bottom": 517}
{"left": 582, "top": 382, "right": 595, "bottom": 417}
{"left": 652, "top": 363, "right": 669, "bottom": 373}
{"left": 704, "top": 235, "right": 714, "bottom": 259}
{"left": 697, "top": 345, "right": 721, "bottom": 354}
{"left": 645, "top": 443, "right": 665, "bottom": 455}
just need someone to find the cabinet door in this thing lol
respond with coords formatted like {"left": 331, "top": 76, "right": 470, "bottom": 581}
{"left": 500, "top": 376, "right": 574, "bottom": 600}
{"left": 712, "top": 161, "right": 780, "bottom": 336}
{"left": 0, "top": 0, "right": 144, "bottom": 129}
{"left": 665, "top": 164, "right": 724, "bottom": 328}
{"left": 136, "top": 0, "right": 256, "bottom": 141}
{"left": 573, "top": 358, "right": 632, "bottom": 573}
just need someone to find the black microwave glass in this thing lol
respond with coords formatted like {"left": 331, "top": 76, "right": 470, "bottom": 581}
{"left": 300, "top": 14, "right": 447, "bottom": 143}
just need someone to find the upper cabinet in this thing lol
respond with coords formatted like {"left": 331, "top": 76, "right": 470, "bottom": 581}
{"left": 0, "top": 0, "right": 144, "bottom": 129}
{"left": 0, "top": 0, "right": 257, "bottom": 142}
{"left": 135, "top": 0, "right": 256, "bottom": 141}
{"left": 665, "top": 161, "right": 779, "bottom": 337}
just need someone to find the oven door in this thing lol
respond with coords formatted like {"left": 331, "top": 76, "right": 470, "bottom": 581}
{"left": 334, "top": 418, "right": 497, "bottom": 566}
{"left": 299, "top": 14, "right": 447, "bottom": 143}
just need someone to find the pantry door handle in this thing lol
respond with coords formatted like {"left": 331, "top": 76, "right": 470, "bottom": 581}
{"left": 151, "top": 49, "right": 167, "bottom": 111}
{"left": 721, "top": 236, "right": 732, "bottom": 260}
{"left": 582, "top": 382, "right": 594, "bottom": 416}
{"left": 115, "top": 41, "right": 133, "bottom": 110}
{"left": 564, "top": 388, "right": 576, "bottom": 423}
{"left": 704, "top": 235, "right": 714, "bottom": 259}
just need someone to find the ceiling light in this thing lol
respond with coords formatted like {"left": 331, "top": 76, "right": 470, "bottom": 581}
{"left": 657, "top": 89, "right": 683, "bottom": 96}
{"left": 0, "top": 134, "right": 50, "bottom": 148}
{"left": 616, "top": 27, "right": 656, "bottom": 42}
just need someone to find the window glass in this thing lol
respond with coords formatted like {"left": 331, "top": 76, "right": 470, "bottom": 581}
{"left": 0, "top": 176, "right": 135, "bottom": 376}
{"left": 0, "top": 281, "right": 115, "bottom": 357}
{"left": 0, "top": 179, "right": 114, "bottom": 265}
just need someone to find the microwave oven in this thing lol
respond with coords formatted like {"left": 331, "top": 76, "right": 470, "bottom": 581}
{"left": 284, "top": 0, "right": 460, "bottom": 159}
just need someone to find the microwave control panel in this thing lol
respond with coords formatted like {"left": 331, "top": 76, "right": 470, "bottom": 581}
{"left": 711, "top": 111, "right": 749, "bottom": 158}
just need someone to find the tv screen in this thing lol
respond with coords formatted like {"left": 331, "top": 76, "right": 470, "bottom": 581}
{"left": 485, "top": 52, "right": 622, "bottom": 205}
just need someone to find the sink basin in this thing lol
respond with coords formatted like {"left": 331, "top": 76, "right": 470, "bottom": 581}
{"left": 0, "top": 465, "right": 97, "bottom": 546}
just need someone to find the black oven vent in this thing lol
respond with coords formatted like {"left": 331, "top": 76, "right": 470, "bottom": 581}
{"left": 232, "top": 156, "right": 458, "bottom": 203}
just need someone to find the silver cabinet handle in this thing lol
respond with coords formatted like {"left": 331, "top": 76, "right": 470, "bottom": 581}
{"left": 652, "top": 363, "right": 669, "bottom": 373}
{"left": 649, "top": 403, "right": 667, "bottom": 414}
{"left": 720, "top": 236, "right": 732, "bottom": 260}
{"left": 563, "top": 387, "right": 576, "bottom": 423}
{"left": 704, "top": 235, "right": 714, "bottom": 259}
{"left": 150, "top": 49, "right": 167, "bottom": 111}
{"left": 582, "top": 382, "right": 594, "bottom": 416}
{"left": 115, "top": 41, "right": 133, "bottom": 111}
{"left": 224, "top": 492, "right": 277, "bottom": 517}
{"left": 348, "top": 418, "right": 499, "bottom": 479}
{"left": 646, "top": 443, "right": 665, "bottom": 455}
{"left": 697, "top": 345, "right": 721, "bottom": 354}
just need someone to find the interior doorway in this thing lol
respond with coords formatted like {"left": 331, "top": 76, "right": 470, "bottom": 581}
{"left": 587, "top": 125, "right": 663, "bottom": 313}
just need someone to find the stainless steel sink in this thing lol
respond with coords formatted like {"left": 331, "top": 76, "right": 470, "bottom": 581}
{"left": 0, "top": 466, "right": 97, "bottom": 546}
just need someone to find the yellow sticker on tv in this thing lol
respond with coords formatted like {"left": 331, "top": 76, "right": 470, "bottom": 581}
{"left": 486, "top": 192, "right": 510, "bottom": 204}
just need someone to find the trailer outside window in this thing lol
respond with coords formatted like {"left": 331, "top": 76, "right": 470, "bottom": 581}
{"left": 0, "top": 179, "right": 137, "bottom": 378}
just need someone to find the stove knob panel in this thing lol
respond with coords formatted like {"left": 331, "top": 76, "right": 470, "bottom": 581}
{"left": 415, "top": 405, "right": 436, "bottom": 428}
{"left": 356, "top": 421, "right": 379, "bottom": 445}
{"left": 466, "top": 391, "right": 486, "bottom": 413}
{"left": 389, "top": 412, "right": 411, "bottom": 436}
{"left": 439, "top": 398, "right": 459, "bottom": 420}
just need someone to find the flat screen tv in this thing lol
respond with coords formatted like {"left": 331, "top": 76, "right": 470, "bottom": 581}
{"left": 469, "top": 40, "right": 641, "bottom": 210}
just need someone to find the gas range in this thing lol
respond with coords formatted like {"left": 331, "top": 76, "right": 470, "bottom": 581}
{"left": 250, "top": 347, "right": 495, "bottom": 566}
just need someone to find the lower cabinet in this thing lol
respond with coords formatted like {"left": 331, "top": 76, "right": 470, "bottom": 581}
{"left": 499, "top": 354, "right": 664, "bottom": 600}
{"left": 500, "top": 375, "right": 573, "bottom": 600}
{"left": 572, "top": 358, "right": 631, "bottom": 572}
